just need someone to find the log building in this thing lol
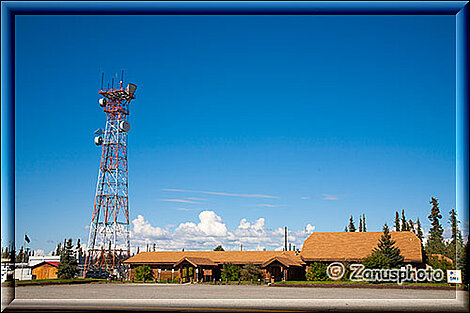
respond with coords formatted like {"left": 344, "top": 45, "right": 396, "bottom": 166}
{"left": 124, "top": 231, "right": 423, "bottom": 282}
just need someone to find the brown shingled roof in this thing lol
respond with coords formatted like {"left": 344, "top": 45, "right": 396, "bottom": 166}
{"left": 124, "top": 250, "right": 303, "bottom": 266}
{"left": 261, "top": 256, "right": 303, "bottom": 268}
{"left": 174, "top": 257, "right": 217, "bottom": 267}
{"left": 301, "top": 231, "right": 422, "bottom": 263}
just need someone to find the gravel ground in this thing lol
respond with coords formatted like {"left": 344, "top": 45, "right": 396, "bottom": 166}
{"left": 5, "top": 284, "right": 467, "bottom": 312}
{"left": 14, "top": 283, "right": 459, "bottom": 299}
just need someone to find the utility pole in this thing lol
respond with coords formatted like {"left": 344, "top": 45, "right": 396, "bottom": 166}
{"left": 284, "top": 226, "right": 288, "bottom": 251}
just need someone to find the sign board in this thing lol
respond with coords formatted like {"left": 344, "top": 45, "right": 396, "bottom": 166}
{"left": 203, "top": 269, "right": 212, "bottom": 276}
{"left": 447, "top": 270, "right": 462, "bottom": 284}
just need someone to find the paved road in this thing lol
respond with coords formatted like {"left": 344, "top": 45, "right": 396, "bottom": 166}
{"left": 13, "top": 283, "right": 459, "bottom": 299}
{"left": 5, "top": 284, "right": 468, "bottom": 312}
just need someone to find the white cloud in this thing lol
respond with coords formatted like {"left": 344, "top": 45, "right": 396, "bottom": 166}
{"left": 255, "top": 204, "right": 281, "bottom": 208}
{"left": 129, "top": 210, "right": 315, "bottom": 253}
{"left": 198, "top": 211, "right": 228, "bottom": 236}
{"left": 236, "top": 218, "right": 266, "bottom": 237}
{"left": 34, "top": 249, "right": 45, "bottom": 256}
{"left": 132, "top": 215, "right": 169, "bottom": 239}
{"left": 176, "top": 210, "right": 228, "bottom": 237}
{"left": 305, "top": 224, "right": 315, "bottom": 234}
{"left": 321, "top": 193, "right": 339, "bottom": 200}
{"left": 175, "top": 222, "right": 200, "bottom": 235}
{"left": 160, "top": 199, "right": 197, "bottom": 203}
{"left": 300, "top": 224, "right": 315, "bottom": 236}
{"left": 300, "top": 197, "right": 310, "bottom": 200}
{"left": 163, "top": 188, "right": 279, "bottom": 199}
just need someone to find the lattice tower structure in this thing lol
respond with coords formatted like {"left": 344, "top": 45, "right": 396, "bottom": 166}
{"left": 84, "top": 80, "right": 137, "bottom": 278}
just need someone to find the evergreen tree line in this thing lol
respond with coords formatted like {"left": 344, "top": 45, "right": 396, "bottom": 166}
{"left": 390, "top": 197, "right": 466, "bottom": 271}
{"left": 51, "top": 238, "right": 85, "bottom": 267}
{"left": 423, "top": 198, "right": 466, "bottom": 280}
{"left": 342, "top": 197, "right": 467, "bottom": 267}
{"left": 342, "top": 197, "right": 467, "bottom": 284}
{"left": 1, "top": 246, "right": 32, "bottom": 263}
{"left": 344, "top": 214, "right": 367, "bottom": 232}
{"left": 2, "top": 237, "right": 85, "bottom": 265}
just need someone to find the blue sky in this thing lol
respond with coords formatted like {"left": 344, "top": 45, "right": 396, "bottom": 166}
{"left": 12, "top": 15, "right": 459, "bottom": 253}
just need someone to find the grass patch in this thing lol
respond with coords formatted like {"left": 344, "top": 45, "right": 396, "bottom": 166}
{"left": 129, "top": 279, "right": 180, "bottom": 283}
{"left": 274, "top": 280, "right": 454, "bottom": 287}
{"left": 17, "top": 278, "right": 103, "bottom": 283}
{"left": 198, "top": 280, "right": 265, "bottom": 285}
{"left": 275, "top": 280, "right": 370, "bottom": 285}
{"left": 15, "top": 278, "right": 106, "bottom": 285}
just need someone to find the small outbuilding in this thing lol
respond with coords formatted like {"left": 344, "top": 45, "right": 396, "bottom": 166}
{"left": 31, "top": 261, "right": 60, "bottom": 280}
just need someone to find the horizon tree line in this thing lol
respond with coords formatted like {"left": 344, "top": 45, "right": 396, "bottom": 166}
{"left": 342, "top": 197, "right": 467, "bottom": 283}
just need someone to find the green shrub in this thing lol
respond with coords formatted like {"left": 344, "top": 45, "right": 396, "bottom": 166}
{"left": 221, "top": 263, "right": 241, "bottom": 281}
{"left": 57, "top": 239, "right": 78, "bottom": 279}
{"left": 340, "top": 261, "right": 352, "bottom": 281}
{"left": 306, "top": 262, "right": 328, "bottom": 281}
{"left": 240, "top": 263, "right": 262, "bottom": 281}
{"left": 134, "top": 265, "right": 153, "bottom": 281}
{"left": 363, "top": 253, "right": 392, "bottom": 269}
{"left": 427, "top": 255, "right": 453, "bottom": 282}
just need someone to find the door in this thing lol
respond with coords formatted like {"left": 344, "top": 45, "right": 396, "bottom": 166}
{"left": 269, "top": 266, "right": 282, "bottom": 282}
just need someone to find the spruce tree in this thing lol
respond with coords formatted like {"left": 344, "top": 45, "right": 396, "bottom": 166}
{"left": 408, "top": 219, "right": 415, "bottom": 234}
{"left": 394, "top": 211, "right": 401, "bottom": 231}
{"left": 416, "top": 218, "right": 426, "bottom": 263}
{"left": 55, "top": 243, "right": 62, "bottom": 257}
{"left": 425, "top": 197, "right": 446, "bottom": 255}
{"left": 16, "top": 247, "right": 25, "bottom": 263}
{"left": 359, "top": 217, "right": 363, "bottom": 232}
{"left": 57, "top": 238, "right": 78, "bottom": 279}
{"left": 416, "top": 218, "right": 424, "bottom": 242}
{"left": 447, "top": 209, "right": 464, "bottom": 265}
{"left": 348, "top": 215, "right": 356, "bottom": 232}
{"left": 75, "top": 238, "right": 83, "bottom": 261}
{"left": 344, "top": 226, "right": 348, "bottom": 232}
{"left": 449, "top": 209, "right": 463, "bottom": 247}
{"left": 372, "top": 224, "right": 404, "bottom": 268}
{"left": 214, "top": 245, "right": 225, "bottom": 251}
{"left": 401, "top": 209, "right": 408, "bottom": 231}
{"left": 1, "top": 247, "right": 9, "bottom": 258}
{"left": 363, "top": 214, "right": 367, "bottom": 232}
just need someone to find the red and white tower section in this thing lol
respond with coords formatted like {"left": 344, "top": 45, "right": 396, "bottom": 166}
{"left": 84, "top": 78, "right": 137, "bottom": 277}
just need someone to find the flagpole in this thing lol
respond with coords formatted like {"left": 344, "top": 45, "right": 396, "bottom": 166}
{"left": 21, "top": 233, "right": 26, "bottom": 280}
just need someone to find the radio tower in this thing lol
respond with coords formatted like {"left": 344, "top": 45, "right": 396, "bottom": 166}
{"left": 84, "top": 73, "right": 137, "bottom": 278}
